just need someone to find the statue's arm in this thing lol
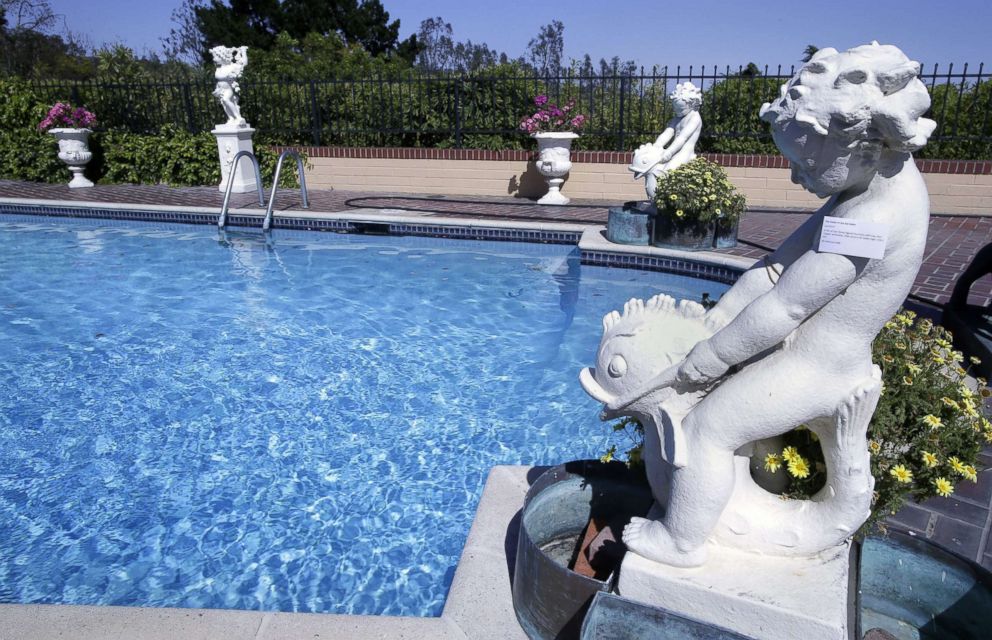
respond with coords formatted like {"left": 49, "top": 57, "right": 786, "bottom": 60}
{"left": 706, "top": 212, "right": 823, "bottom": 330}
{"left": 679, "top": 248, "right": 868, "bottom": 384}
{"left": 654, "top": 127, "right": 675, "bottom": 148}
{"left": 661, "top": 112, "right": 701, "bottom": 160}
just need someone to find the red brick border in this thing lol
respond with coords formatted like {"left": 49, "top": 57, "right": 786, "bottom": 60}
{"left": 274, "top": 146, "right": 991, "bottom": 175}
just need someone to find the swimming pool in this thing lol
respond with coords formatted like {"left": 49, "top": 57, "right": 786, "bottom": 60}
{"left": 0, "top": 215, "right": 728, "bottom": 616}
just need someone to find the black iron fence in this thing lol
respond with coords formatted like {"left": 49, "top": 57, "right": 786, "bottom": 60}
{"left": 31, "top": 63, "right": 992, "bottom": 159}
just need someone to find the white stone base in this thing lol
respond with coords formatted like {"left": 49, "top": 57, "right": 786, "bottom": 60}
{"left": 616, "top": 542, "right": 853, "bottom": 640}
{"left": 212, "top": 125, "right": 257, "bottom": 193}
{"left": 537, "top": 177, "right": 569, "bottom": 205}
{"left": 67, "top": 167, "right": 94, "bottom": 189}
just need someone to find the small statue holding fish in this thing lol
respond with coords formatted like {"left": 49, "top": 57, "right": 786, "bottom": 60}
{"left": 582, "top": 43, "right": 935, "bottom": 568}
{"left": 629, "top": 82, "right": 703, "bottom": 200}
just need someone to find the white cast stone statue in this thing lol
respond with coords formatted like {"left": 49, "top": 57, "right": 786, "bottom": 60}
{"left": 211, "top": 45, "right": 249, "bottom": 128}
{"left": 581, "top": 43, "right": 936, "bottom": 568}
{"left": 629, "top": 82, "right": 703, "bottom": 200}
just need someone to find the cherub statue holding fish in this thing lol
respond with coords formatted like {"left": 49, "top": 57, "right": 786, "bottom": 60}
{"left": 629, "top": 82, "right": 703, "bottom": 200}
{"left": 582, "top": 43, "right": 936, "bottom": 567}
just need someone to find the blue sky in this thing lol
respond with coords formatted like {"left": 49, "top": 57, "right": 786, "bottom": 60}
{"left": 50, "top": 0, "right": 990, "bottom": 69}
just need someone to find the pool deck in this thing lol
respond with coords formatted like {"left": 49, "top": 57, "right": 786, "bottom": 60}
{"left": 1, "top": 179, "right": 991, "bottom": 637}
{"left": 1, "top": 180, "right": 989, "bottom": 308}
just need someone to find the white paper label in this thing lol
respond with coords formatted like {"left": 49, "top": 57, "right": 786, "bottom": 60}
{"left": 817, "top": 216, "right": 888, "bottom": 260}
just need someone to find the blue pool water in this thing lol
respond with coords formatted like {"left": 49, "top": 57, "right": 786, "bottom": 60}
{"left": 0, "top": 215, "right": 728, "bottom": 616}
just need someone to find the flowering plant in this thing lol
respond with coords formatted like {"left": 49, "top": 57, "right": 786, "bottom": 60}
{"left": 762, "top": 310, "right": 988, "bottom": 534}
{"left": 653, "top": 157, "right": 745, "bottom": 229}
{"left": 603, "top": 309, "right": 989, "bottom": 536}
{"left": 38, "top": 102, "right": 97, "bottom": 131}
{"left": 519, "top": 95, "right": 586, "bottom": 135}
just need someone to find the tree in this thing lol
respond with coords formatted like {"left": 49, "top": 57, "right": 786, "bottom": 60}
{"left": 527, "top": 20, "right": 563, "bottom": 76}
{"left": 738, "top": 61, "right": 762, "bottom": 78}
{"left": 414, "top": 16, "right": 453, "bottom": 72}
{"left": 162, "top": 0, "right": 208, "bottom": 66}
{"left": 599, "top": 55, "right": 636, "bottom": 76}
{"left": 414, "top": 16, "right": 511, "bottom": 73}
{"left": 1, "top": 0, "right": 57, "bottom": 33}
{"left": 190, "top": 0, "right": 418, "bottom": 64}
{"left": 0, "top": 0, "right": 91, "bottom": 78}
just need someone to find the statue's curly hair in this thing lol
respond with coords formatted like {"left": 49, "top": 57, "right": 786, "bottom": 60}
{"left": 760, "top": 42, "right": 936, "bottom": 153}
{"left": 210, "top": 46, "right": 234, "bottom": 65}
{"left": 670, "top": 82, "right": 702, "bottom": 110}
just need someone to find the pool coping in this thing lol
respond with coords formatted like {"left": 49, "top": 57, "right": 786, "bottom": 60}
{"left": 0, "top": 466, "right": 533, "bottom": 640}
{"left": 0, "top": 196, "right": 757, "bottom": 284}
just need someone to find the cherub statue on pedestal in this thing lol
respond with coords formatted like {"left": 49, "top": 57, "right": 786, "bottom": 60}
{"left": 211, "top": 45, "right": 249, "bottom": 128}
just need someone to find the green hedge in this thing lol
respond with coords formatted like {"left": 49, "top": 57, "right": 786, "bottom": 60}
{"left": 0, "top": 78, "right": 300, "bottom": 187}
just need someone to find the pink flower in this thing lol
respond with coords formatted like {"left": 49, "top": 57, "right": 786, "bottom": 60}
{"left": 521, "top": 95, "right": 587, "bottom": 134}
{"left": 39, "top": 102, "right": 97, "bottom": 131}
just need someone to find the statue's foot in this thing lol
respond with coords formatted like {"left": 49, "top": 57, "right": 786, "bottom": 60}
{"left": 622, "top": 517, "right": 707, "bottom": 568}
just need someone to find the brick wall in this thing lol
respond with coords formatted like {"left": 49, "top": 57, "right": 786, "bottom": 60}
{"left": 280, "top": 147, "right": 992, "bottom": 215}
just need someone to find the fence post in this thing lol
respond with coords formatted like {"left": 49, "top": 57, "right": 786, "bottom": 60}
{"left": 309, "top": 80, "right": 322, "bottom": 146}
{"left": 182, "top": 83, "right": 197, "bottom": 134}
{"left": 617, "top": 75, "right": 627, "bottom": 151}
{"left": 70, "top": 84, "right": 80, "bottom": 105}
{"left": 454, "top": 77, "right": 463, "bottom": 149}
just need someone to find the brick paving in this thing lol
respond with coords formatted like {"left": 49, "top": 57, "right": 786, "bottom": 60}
{"left": 2, "top": 179, "right": 991, "bottom": 568}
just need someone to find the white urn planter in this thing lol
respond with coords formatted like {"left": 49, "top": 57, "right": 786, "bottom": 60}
{"left": 49, "top": 128, "right": 94, "bottom": 188}
{"left": 533, "top": 132, "right": 578, "bottom": 205}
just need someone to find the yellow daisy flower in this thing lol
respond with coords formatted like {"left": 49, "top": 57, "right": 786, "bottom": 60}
{"left": 948, "top": 456, "right": 967, "bottom": 475}
{"left": 902, "top": 376, "right": 913, "bottom": 386}
{"left": 922, "top": 414, "right": 942, "bottom": 429}
{"left": 882, "top": 354, "right": 895, "bottom": 364}
{"left": 934, "top": 477, "right": 953, "bottom": 498}
{"left": 921, "top": 451, "right": 939, "bottom": 468}
{"left": 960, "top": 399, "right": 979, "bottom": 419}
{"left": 941, "top": 397, "right": 959, "bottom": 410}
{"left": 782, "top": 446, "right": 799, "bottom": 463}
{"left": 970, "top": 355, "right": 983, "bottom": 365}
{"left": 889, "top": 465, "right": 913, "bottom": 484}
{"left": 787, "top": 456, "right": 810, "bottom": 479}
{"left": 764, "top": 453, "right": 782, "bottom": 473}
{"left": 868, "top": 440, "right": 882, "bottom": 455}
{"left": 963, "top": 465, "right": 978, "bottom": 483}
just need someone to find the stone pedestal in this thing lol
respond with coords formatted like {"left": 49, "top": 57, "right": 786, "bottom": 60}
{"left": 616, "top": 542, "right": 854, "bottom": 640}
{"left": 212, "top": 126, "right": 257, "bottom": 193}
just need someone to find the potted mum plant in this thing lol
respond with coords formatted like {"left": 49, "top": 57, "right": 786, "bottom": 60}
{"left": 520, "top": 95, "right": 587, "bottom": 205}
{"left": 651, "top": 157, "right": 745, "bottom": 250}
{"left": 39, "top": 102, "right": 97, "bottom": 188}
{"left": 604, "top": 310, "right": 990, "bottom": 537}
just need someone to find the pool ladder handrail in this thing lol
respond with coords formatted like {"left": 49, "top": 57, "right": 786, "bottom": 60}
{"left": 218, "top": 151, "right": 265, "bottom": 229}
{"left": 263, "top": 150, "right": 310, "bottom": 232}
